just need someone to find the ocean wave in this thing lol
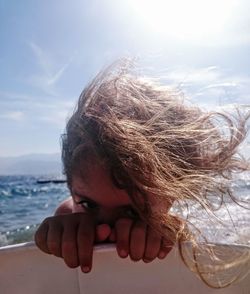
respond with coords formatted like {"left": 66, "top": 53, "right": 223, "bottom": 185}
{"left": 0, "top": 175, "right": 249, "bottom": 247}
{"left": 0, "top": 224, "right": 39, "bottom": 246}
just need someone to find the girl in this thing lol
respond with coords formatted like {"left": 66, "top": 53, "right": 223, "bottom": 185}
{"left": 35, "top": 60, "right": 249, "bottom": 287}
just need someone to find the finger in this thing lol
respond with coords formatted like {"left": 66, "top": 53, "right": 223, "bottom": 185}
{"left": 115, "top": 218, "right": 133, "bottom": 258}
{"left": 95, "top": 224, "right": 111, "bottom": 243}
{"left": 34, "top": 220, "right": 50, "bottom": 254}
{"left": 158, "top": 238, "right": 173, "bottom": 259}
{"left": 47, "top": 221, "right": 63, "bottom": 257}
{"left": 77, "top": 216, "right": 95, "bottom": 273}
{"left": 129, "top": 220, "right": 147, "bottom": 261}
{"left": 108, "top": 228, "right": 116, "bottom": 242}
{"left": 62, "top": 223, "right": 79, "bottom": 268}
{"left": 143, "top": 227, "right": 161, "bottom": 263}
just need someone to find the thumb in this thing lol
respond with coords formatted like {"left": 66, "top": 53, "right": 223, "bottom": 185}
{"left": 95, "top": 224, "right": 111, "bottom": 242}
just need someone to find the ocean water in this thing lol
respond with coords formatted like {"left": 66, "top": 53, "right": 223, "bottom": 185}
{"left": 0, "top": 175, "right": 68, "bottom": 246}
{"left": 0, "top": 174, "right": 250, "bottom": 247}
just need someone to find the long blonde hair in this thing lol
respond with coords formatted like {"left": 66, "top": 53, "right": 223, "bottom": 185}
{"left": 62, "top": 60, "right": 250, "bottom": 288}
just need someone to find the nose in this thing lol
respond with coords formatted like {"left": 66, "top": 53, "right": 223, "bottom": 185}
{"left": 96, "top": 207, "right": 120, "bottom": 227}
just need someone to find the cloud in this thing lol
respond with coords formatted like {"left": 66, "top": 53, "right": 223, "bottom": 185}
{"left": 195, "top": 75, "right": 250, "bottom": 106}
{"left": 0, "top": 111, "right": 25, "bottom": 121}
{"left": 34, "top": 99, "right": 75, "bottom": 127}
{"left": 0, "top": 91, "right": 34, "bottom": 102}
{"left": 28, "top": 41, "right": 74, "bottom": 94}
{"left": 165, "top": 66, "right": 219, "bottom": 83}
{"left": 47, "top": 56, "right": 74, "bottom": 85}
{"left": 161, "top": 66, "right": 250, "bottom": 108}
{"left": 202, "top": 82, "right": 238, "bottom": 89}
{"left": 39, "top": 110, "right": 71, "bottom": 127}
{"left": 29, "top": 41, "right": 52, "bottom": 75}
{"left": 0, "top": 89, "right": 75, "bottom": 127}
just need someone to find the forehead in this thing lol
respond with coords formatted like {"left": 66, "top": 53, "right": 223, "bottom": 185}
{"left": 71, "top": 162, "right": 131, "bottom": 207}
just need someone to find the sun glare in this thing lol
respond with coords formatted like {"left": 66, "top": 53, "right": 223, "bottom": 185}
{"left": 128, "top": 0, "right": 237, "bottom": 42}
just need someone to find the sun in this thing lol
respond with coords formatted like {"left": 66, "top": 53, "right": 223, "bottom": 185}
{"left": 127, "top": 0, "right": 237, "bottom": 42}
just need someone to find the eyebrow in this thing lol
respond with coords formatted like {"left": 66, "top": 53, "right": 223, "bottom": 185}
{"left": 73, "top": 191, "right": 98, "bottom": 204}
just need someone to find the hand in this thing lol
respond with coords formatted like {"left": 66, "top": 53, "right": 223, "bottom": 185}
{"left": 111, "top": 218, "right": 173, "bottom": 263}
{"left": 35, "top": 213, "right": 112, "bottom": 273}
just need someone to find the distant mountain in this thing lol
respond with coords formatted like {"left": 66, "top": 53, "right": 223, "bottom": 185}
{"left": 0, "top": 153, "right": 63, "bottom": 175}
{"left": 0, "top": 143, "right": 248, "bottom": 176}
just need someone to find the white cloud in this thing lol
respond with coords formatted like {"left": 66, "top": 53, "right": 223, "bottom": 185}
{"left": 203, "top": 82, "right": 238, "bottom": 89}
{"left": 197, "top": 75, "right": 250, "bottom": 105}
{"left": 38, "top": 99, "right": 75, "bottom": 125}
{"left": 160, "top": 66, "right": 250, "bottom": 109}
{"left": 0, "top": 91, "right": 34, "bottom": 102}
{"left": 39, "top": 110, "right": 71, "bottom": 127}
{"left": 164, "top": 66, "right": 221, "bottom": 85}
{"left": 28, "top": 41, "right": 74, "bottom": 94}
{"left": 47, "top": 62, "right": 70, "bottom": 85}
{"left": 0, "top": 111, "right": 25, "bottom": 121}
{"left": 0, "top": 88, "right": 75, "bottom": 127}
{"left": 29, "top": 41, "right": 52, "bottom": 75}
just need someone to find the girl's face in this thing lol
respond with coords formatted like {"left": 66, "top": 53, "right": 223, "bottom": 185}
{"left": 71, "top": 161, "right": 138, "bottom": 226}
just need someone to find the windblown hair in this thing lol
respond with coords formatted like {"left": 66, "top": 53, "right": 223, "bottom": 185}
{"left": 61, "top": 60, "right": 250, "bottom": 288}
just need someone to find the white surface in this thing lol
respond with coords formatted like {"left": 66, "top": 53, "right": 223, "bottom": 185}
{"left": 0, "top": 242, "right": 249, "bottom": 294}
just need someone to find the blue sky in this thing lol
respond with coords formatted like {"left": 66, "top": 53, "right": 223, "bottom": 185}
{"left": 0, "top": 0, "right": 249, "bottom": 156}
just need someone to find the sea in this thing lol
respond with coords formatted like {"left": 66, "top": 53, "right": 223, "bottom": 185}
{"left": 0, "top": 175, "right": 68, "bottom": 246}
{"left": 0, "top": 173, "right": 250, "bottom": 247}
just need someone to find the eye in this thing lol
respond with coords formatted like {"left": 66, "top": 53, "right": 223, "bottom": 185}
{"left": 76, "top": 200, "right": 98, "bottom": 210}
{"left": 124, "top": 207, "right": 139, "bottom": 219}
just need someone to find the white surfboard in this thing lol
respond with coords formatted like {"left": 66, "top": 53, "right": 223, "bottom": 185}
{"left": 0, "top": 242, "right": 249, "bottom": 294}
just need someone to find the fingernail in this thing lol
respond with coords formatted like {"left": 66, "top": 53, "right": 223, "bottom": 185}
{"left": 119, "top": 249, "right": 127, "bottom": 258}
{"left": 81, "top": 266, "right": 90, "bottom": 273}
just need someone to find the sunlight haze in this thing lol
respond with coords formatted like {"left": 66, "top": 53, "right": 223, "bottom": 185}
{"left": 0, "top": 0, "right": 249, "bottom": 157}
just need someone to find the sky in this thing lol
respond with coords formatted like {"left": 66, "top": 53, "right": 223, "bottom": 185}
{"left": 0, "top": 0, "right": 249, "bottom": 157}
